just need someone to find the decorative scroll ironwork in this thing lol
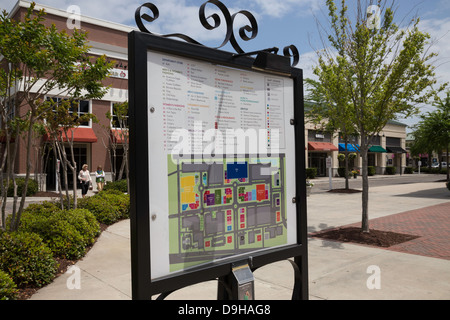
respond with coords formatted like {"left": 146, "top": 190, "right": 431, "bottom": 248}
{"left": 135, "top": 0, "right": 299, "bottom": 66}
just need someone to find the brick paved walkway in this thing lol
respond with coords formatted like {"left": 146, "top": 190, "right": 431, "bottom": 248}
{"left": 346, "top": 202, "right": 450, "bottom": 260}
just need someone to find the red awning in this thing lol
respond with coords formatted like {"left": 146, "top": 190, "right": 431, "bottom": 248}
{"left": 308, "top": 142, "right": 338, "bottom": 151}
{"left": 111, "top": 129, "right": 129, "bottom": 144}
{"left": 44, "top": 127, "right": 97, "bottom": 143}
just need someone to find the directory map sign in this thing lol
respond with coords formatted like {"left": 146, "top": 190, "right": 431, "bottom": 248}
{"left": 146, "top": 50, "right": 298, "bottom": 279}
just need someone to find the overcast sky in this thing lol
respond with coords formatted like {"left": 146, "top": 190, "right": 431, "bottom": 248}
{"left": 1, "top": 0, "right": 449, "bottom": 130}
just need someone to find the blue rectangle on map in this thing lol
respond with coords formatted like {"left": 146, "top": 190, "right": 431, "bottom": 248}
{"left": 227, "top": 163, "right": 248, "bottom": 179}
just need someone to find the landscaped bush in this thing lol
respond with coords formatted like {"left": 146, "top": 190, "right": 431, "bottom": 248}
{"left": 5, "top": 177, "right": 39, "bottom": 197}
{"left": 367, "top": 166, "right": 376, "bottom": 176}
{"left": 446, "top": 181, "right": 450, "bottom": 191}
{"left": 404, "top": 167, "right": 414, "bottom": 174}
{"left": 22, "top": 201, "right": 61, "bottom": 217}
{"left": 0, "top": 270, "right": 18, "bottom": 300}
{"left": 385, "top": 166, "right": 396, "bottom": 175}
{"left": 0, "top": 231, "right": 57, "bottom": 288}
{"left": 103, "top": 179, "right": 128, "bottom": 193}
{"left": 305, "top": 168, "right": 317, "bottom": 179}
{"left": 18, "top": 205, "right": 100, "bottom": 260}
{"left": 78, "top": 190, "right": 130, "bottom": 225}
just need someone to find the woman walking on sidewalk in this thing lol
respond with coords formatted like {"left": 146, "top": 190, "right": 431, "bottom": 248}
{"left": 95, "top": 165, "right": 105, "bottom": 192}
{"left": 78, "top": 164, "right": 92, "bottom": 198}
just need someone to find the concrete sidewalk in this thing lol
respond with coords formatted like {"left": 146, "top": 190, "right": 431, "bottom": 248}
{"left": 29, "top": 178, "right": 450, "bottom": 300}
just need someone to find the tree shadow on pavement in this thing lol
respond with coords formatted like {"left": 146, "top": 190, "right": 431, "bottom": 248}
{"left": 394, "top": 187, "right": 450, "bottom": 200}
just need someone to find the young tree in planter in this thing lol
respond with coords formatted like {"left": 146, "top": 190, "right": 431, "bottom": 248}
{"left": 39, "top": 99, "right": 98, "bottom": 209}
{"left": 313, "top": 0, "right": 444, "bottom": 232}
{"left": 0, "top": 3, "right": 112, "bottom": 231}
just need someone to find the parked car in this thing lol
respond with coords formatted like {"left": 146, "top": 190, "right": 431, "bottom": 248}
{"left": 432, "top": 162, "right": 449, "bottom": 168}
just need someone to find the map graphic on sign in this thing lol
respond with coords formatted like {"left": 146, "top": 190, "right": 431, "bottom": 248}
{"left": 167, "top": 154, "right": 287, "bottom": 272}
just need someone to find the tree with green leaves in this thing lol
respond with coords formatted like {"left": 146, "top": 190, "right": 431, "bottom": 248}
{"left": 106, "top": 101, "right": 129, "bottom": 187}
{"left": 411, "top": 92, "right": 450, "bottom": 180}
{"left": 313, "top": 0, "right": 445, "bottom": 232}
{"left": 39, "top": 99, "right": 98, "bottom": 209}
{"left": 0, "top": 3, "right": 112, "bottom": 231}
{"left": 431, "top": 92, "right": 450, "bottom": 181}
{"left": 409, "top": 123, "right": 434, "bottom": 168}
{"left": 305, "top": 78, "right": 358, "bottom": 189}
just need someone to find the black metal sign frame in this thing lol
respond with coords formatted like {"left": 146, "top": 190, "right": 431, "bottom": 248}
{"left": 129, "top": 30, "right": 308, "bottom": 300}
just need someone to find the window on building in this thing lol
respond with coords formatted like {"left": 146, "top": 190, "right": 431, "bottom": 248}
{"left": 386, "top": 137, "right": 400, "bottom": 147}
{"left": 46, "top": 97, "right": 91, "bottom": 127}
{"left": 111, "top": 102, "right": 128, "bottom": 129}
{"left": 338, "top": 133, "right": 359, "bottom": 144}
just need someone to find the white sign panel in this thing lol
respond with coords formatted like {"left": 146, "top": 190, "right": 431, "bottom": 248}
{"left": 146, "top": 50, "right": 297, "bottom": 279}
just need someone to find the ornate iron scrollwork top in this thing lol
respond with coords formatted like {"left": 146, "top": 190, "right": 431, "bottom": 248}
{"left": 135, "top": 0, "right": 299, "bottom": 66}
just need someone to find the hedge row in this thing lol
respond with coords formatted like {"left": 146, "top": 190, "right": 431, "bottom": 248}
{"left": 19, "top": 203, "right": 100, "bottom": 260}
{"left": 2, "top": 178, "right": 39, "bottom": 197}
{"left": 0, "top": 231, "right": 57, "bottom": 290}
{"left": 0, "top": 189, "right": 129, "bottom": 299}
{"left": 414, "top": 167, "right": 449, "bottom": 174}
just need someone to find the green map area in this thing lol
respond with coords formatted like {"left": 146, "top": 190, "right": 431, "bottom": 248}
{"left": 167, "top": 154, "right": 287, "bottom": 272}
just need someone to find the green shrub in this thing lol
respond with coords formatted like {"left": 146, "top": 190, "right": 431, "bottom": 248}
{"left": 338, "top": 167, "right": 352, "bottom": 177}
{"left": 305, "top": 168, "right": 317, "bottom": 179}
{"left": 4, "top": 177, "right": 39, "bottom": 197}
{"left": 23, "top": 201, "right": 60, "bottom": 217}
{"left": 19, "top": 205, "right": 100, "bottom": 260}
{"left": 404, "top": 167, "right": 414, "bottom": 174}
{"left": 367, "top": 166, "right": 376, "bottom": 176}
{"left": 61, "top": 209, "right": 100, "bottom": 246}
{"left": 385, "top": 166, "right": 396, "bottom": 175}
{"left": 0, "top": 231, "right": 57, "bottom": 288}
{"left": 103, "top": 179, "right": 128, "bottom": 193}
{"left": 79, "top": 191, "right": 130, "bottom": 224}
{"left": 430, "top": 167, "right": 440, "bottom": 174}
{"left": 446, "top": 181, "right": 450, "bottom": 191}
{"left": 0, "top": 270, "right": 18, "bottom": 300}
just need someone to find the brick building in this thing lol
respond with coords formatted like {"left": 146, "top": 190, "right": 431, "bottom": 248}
{"left": 5, "top": 0, "right": 132, "bottom": 191}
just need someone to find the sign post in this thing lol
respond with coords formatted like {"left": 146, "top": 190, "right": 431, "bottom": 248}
{"left": 326, "top": 156, "right": 332, "bottom": 190}
{"left": 129, "top": 1, "right": 308, "bottom": 300}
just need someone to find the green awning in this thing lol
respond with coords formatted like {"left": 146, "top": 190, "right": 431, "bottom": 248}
{"left": 369, "top": 145, "right": 387, "bottom": 153}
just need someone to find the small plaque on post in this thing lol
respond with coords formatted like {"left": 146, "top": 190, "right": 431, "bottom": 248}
{"left": 232, "top": 263, "right": 255, "bottom": 300}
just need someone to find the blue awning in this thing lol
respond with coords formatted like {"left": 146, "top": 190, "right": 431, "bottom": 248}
{"left": 338, "top": 143, "right": 360, "bottom": 152}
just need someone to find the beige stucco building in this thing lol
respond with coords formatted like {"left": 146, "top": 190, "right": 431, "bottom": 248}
{"left": 305, "top": 119, "right": 408, "bottom": 177}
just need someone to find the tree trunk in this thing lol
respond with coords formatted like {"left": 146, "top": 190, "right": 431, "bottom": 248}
{"left": 344, "top": 140, "right": 349, "bottom": 189}
{"left": 12, "top": 112, "right": 34, "bottom": 231}
{"left": 52, "top": 145, "right": 64, "bottom": 209}
{"left": 361, "top": 143, "right": 370, "bottom": 233}
{"left": 447, "top": 144, "right": 449, "bottom": 182}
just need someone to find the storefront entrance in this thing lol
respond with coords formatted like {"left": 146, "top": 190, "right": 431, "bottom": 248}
{"left": 308, "top": 152, "right": 328, "bottom": 177}
{"left": 45, "top": 145, "right": 88, "bottom": 190}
